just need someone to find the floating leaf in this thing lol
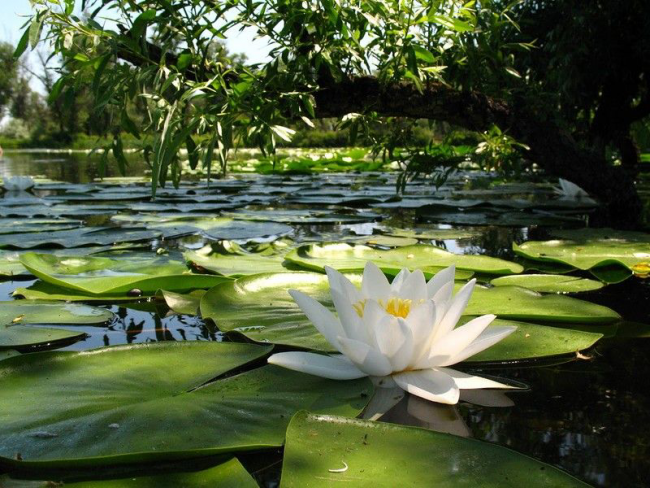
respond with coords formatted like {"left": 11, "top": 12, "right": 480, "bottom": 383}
{"left": 286, "top": 243, "right": 521, "bottom": 276}
{"left": 0, "top": 342, "right": 372, "bottom": 467}
{"left": 514, "top": 232, "right": 650, "bottom": 280}
{"left": 490, "top": 274, "right": 604, "bottom": 293}
{"left": 200, "top": 272, "right": 612, "bottom": 357}
{"left": 20, "top": 253, "right": 229, "bottom": 296}
{"left": 0, "top": 227, "right": 164, "bottom": 249}
{"left": 280, "top": 411, "right": 589, "bottom": 487}
{"left": 185, "top": 248, "right": 289, "bottom": 277}
{"left": 0, "top": 251, "right": 28, "bottom": 277}
{"left": 0, "top": 457, "right": 258, "bottom": 487}
{"left": 0, "top": 350, "right": 19, "bottom": 361}
{"left": 156, "top": 289, "right": 205, "bottom": 315}
{"left": 0, "top": 301, "right": 114, "bottom": 326}
{"left": 466, "top": 286, "right": 619, "bottom": 323}
{"left": 466, "top": 318, "right": 602, "bottom": 363}
{"left": 0, "top": 324, "right": 87, "bottom": 350}
{"left": 0, "top": 301, "right": 112, "bottom": 350}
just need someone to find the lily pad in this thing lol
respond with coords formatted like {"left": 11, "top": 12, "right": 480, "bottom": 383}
{"left": 466, "top": 318, "right": 602, "bottom": 363}
{"left": 222, "top": 209, "right": 380, "bottom": 225}
{"left": 0, "top": 350, "right": 19, "bottom": 361}
{"left": 350, "top": 235, "right": 419, "bottom": 247}
{"left": 19, "top": 253, "right": 230, "bottom": 296}
{"left": 13, "top": 282, "right": 148, "bottom": 302}
{"left": 156, "top": 289, "right": 205, "bottom": 315}
{"left": 490, "top": 274, "right": 604, "bottom": 293}
{"left": 0, "top": 324, "right": 87, "bottom": 350}
{"left": 514, "top": 232, "right": 650, "bottom": 279}
{"left": 280, "top": 411, "right": 589, "bottom": 487}
{"left": 0, "top": 251, "right": 28, "bottom": 277}
{"left": 286, "top": 243, "right": 522, "bottom": 276}
{"left": 0, "top": 458, "right": 257, "bottom": 487}
{"left": 466, "top": 285, "right": 619, "bottom": 323}
{"left": 0, "top": 218, "right": 82, "bottom": 235}
{"left": 0, "top": 342, "right": 372, "bottom": 467}
{"left": 0, "top": 228, "right": 162, "bottom": 249}
{"left": 381, "top": 227, "right": 480, "bottom": 240}
{"left": 200, "top": 272, "right": 613, "bottom": 357}
{"left": 0, "top": 301, "right": 111, "bottom": 350}
{"left": 114, "top": 215, "right": 294, "bottom": 241}
{"left": 0, "top": 301, "right": 114, "bottom": 325}
{"left": 185, "top": 248, "right": 289, "bottom": 277}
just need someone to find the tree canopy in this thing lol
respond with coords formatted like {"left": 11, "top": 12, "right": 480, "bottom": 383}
{"left": 17, "top": 0, "right": 650, "bottom": 226}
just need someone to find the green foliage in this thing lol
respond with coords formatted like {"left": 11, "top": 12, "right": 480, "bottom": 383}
{"left": 17, "top": 0, "right": 531, "bottom": 189}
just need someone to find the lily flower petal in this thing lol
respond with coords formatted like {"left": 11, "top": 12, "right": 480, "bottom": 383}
{"left": 337, "top": 336, "right": 393, "bottom": 377}
{"left": 426, "top": 265, "right": 455, "bottom": 299}
{"left": 439, "top": 325, "right": 516, "bottom": 366}
{"left": 432, "top": 279, "right": 476, "bottom": 341}
{"left": 374, "top": 317, "right": 413, "bottom": 372}
{"left": 390, "top": 268, "right": 411, "bottom": 294}
{"left": 423, "top": 314, "right": 495, "bottom": 368}
{"left": 361, "top": 261, "right": 391, "bottom": 300}
{"left": 330, "top": 286, "right": 367, "bottom": 343}
{"left": 289, "top": 289, "right": 344, "bottom": 351}
{"left": 404, "top": 299, "right": 437, "bottom": 357}
{"left": 397, "top": 269, "right": 427, "bottom": 302}
{"left": 437, "top": 367, "right": 519, "bottom": 389}
{"left": 268, "top": 352, "right": 367, "bottom": 380}
{"left": 325, "top": 266, "right": 363, "bottom": 304}
{"left": 393, "top": 369, "right": 460, "bottom": 405}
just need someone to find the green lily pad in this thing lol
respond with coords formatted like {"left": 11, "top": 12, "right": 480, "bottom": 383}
{"left": 0, "top": 251, "right": 27, "bottom": 277}
{"left": 0, "top": 218, "right": 83, "bottom": 235}
{"left": 156, "top": 289, "right": 205, "bottom": 315}
{"left": 514, "top": 232, "right": 650, "bottom": 280}
{"left": 466, "top": 286, "right": 619, "bottom": 323}
{"left": 0, "top": 301, "right": 114, "bottom": 325}
{"left": 13, "top": 282, "right": 147, "bottom": 302}
{"left": 286, "top": 243, "right": 521, "bottom": 276}
{"left": 19, "top": 253, "right": 230, "bottom": 296}
{"left": 222, "top": 208, "right": 379, "bottom": 225}
{"left": 280, "top": 411, "right": 589, "bottom": 487}
{"left": 350, "top": 235, "right": 419, "bottom": 247}
{"left": 0, "top": 324, "right": 87, "bottom": 350}
{"left": 200, "top": 272, "right": 612, "bottom": 357}
{"left": 381, "top": 227, "right": 480, "bottom": 240}
{"left": 0, "top": 228, "right": 163, "bottom": 249}
{"left": 0, "top": 350, "right": 19, "bottom": 361}
{"left": 185, "top": 249, "right": 289, "bottom": 277}
{"left": 0, "top": 300, "right": 112, "bottom": 350}
{"left": 466, "top": 318, "right": 602, "bottom": 363}
{"left": 113, "top": 215, "right": 293, "bottom": 241}
{"left": 0, "top": 458, "right": 257, "bottom": 487}
{"left": 490, "top": 274, "right": 604, "bottom": 293}
{"left": 0, "top": 342, "right": 372, "bottom": 467}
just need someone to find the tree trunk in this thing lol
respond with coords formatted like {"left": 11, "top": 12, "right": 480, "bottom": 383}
{"left": 314, "top": 77, "right": 643, "bottom": 228}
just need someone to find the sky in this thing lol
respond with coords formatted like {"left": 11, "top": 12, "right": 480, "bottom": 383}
{"left": 0, "top": 0, "right": 271, "bottom": 93}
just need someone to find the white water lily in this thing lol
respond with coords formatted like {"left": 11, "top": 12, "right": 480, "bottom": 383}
{"left": 268, "top": 262, "right": 517, "bottom": 405}
{"left": 554, "top": 178, "right": 589, "bottom": 199}
{"left": 2, "top": 175, "right": 35, "bottom": 191}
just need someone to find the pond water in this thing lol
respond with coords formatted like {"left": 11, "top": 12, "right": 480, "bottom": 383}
{"left": 1, "top": 150, "right": 650, "bottom": 486}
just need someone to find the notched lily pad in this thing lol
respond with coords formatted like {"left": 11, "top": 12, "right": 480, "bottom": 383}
{"left": 490, "top": 274, "right": 604, "bottom": 293}
{"left": 280, "top": 411, "right": 589, "bottom": 487}
{"left": 286, "top": 243, "right": 522, "bottom": 277}
{"left": 20, "top": 253, "right": 230, "bottom": 296}
{"left": 0, "top": 342, "right": 372, "bottom": 467}
{"left": 514, "top": 230, "right": 650, "bottom": 282}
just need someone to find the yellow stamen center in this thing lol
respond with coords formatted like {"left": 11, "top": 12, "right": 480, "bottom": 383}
{"left": 352, "top": 297, "right": 414, "bottom": 319}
